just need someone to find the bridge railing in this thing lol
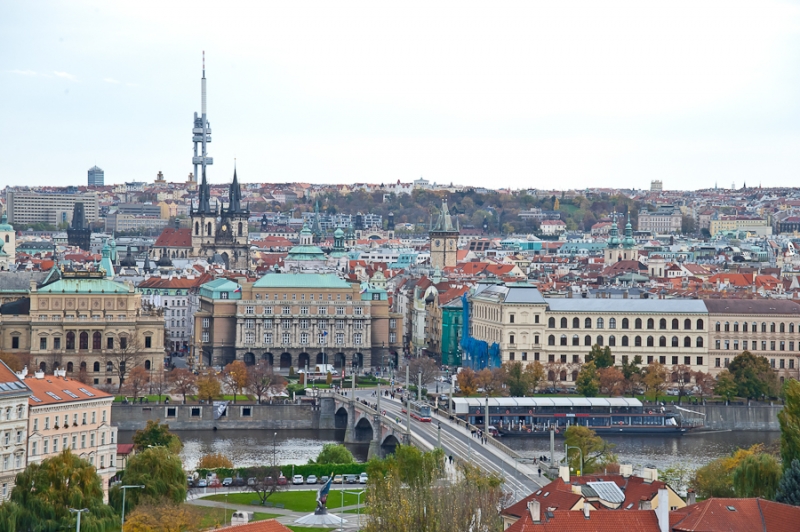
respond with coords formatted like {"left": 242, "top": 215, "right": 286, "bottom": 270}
{"left": 433, "top": 407, "right": 522, "bottom": 460}
{"left": 322, "top": 391, "right": 410, "bottom": 436}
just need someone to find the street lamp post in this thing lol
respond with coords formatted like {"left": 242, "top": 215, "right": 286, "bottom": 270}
{"left": 484, "top": 394, "right": 489, "bottom": 436}
{"left": 69, "top": 508, "right": 88, "bottom": 532}
{"left": 120, "top": 485, "right": 145, "bottom": 530}
{"left": 564, "top": 444, "right": 584, "bottom": 476}
{"left": 437, "top": 422, "right": 442, "bottom": 449}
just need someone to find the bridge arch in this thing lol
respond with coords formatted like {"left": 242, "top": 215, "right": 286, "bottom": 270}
{"left": 334, "top": 406, "right": 348, "bottom": 429}
{"left": 354, "top": 417, "right": 374, "bottom": 442}
{"left": 380, "top": 434, "right": 400, "bottom": 457}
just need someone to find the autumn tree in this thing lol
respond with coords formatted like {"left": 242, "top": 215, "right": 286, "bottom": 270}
{"left": 222, "top": 360, "right": 248, "bottom": 404}
{"left": 169, "top": 368, "right": 196, "bottom": 404}
{"left": 585, "top": 345, "right": 614, "bottom": 369}
{"left": 0, "top": 450, "right": 117, "bottom": 532}
{"left": 122, "top": 500, "right": 201, "bottom": 532}
{"left": 0, "top": 351, "right": 24, "bottom": 372}
{"left": 524, "top": 361, "right": 546, "bottom": 394}
{"left": 671, "top": 364, "right": 693, "bottom": 404}
{"left": 690, "top": 444, "right": 764, "bottom": 498}
{"left": 563, "top": 426, "right": 616, "bottom": 475}
{"left": 476, "top": 367, "right": 506, "bottom": 396}
{"left": 196, "top": 372, "right": 221, "bottom": 402}
{"left": 150, "top": 369, "right": 170, "bottom": 403}
{"left": 575, "top": 361, "right": 600, "bottom": 397}
{"left": 642, "top": 362, "right": 668, "bottom": 402}
{"left": 693, "top": 370, "right": 715, "bottom": 399}
{"left": 125, "top": 366, "right": 150, "bottom": 403}
{"left": 409, "top": 356, "right": 440, "bottom": 388}
{"left": 598, "top": 366, "right": 625, "bottom": 396}
{"left": 197, "top": 452, "right": 234, "bottom": 469}
{"left": 456, "top": 367, "right": 479, "bottom": 396}
{"left": 247, "top": 362, "right": 286, "bottom": 403}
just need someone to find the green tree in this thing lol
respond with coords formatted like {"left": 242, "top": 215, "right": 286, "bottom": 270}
{"left": 728, "top": 351, "right": 779, "bottom": 399}
{"left": 586, "top": 345, "right": 614, "bottom": 369}
{"left": 575, "top": 361, "right": 600, "bottom": 397}
{"left": 503, "top": 361, "right": 528, "bottom": 397}
{"left": 715, "top": 370, "right": 738, "bottom": 402}
{"left": 621, "top": 355, "right": 643, "bottom": 396}
{"left": 311, "top": 443, "right": 355, "bottom": 465}
{"left": 779, "top": 379, "right": 800, "bottom": 469}
{"left": 0, "top": 450, "right": 117, "bottom": 532}
{"left": 776, "top": 459, "right": 800, "bottom": 506}
{"left": 132, "top": 419, "right": 183, "bottom": 454}
{"left": 732, "top": 453, "right": 782, "bottom": 499}
{"left": 690, "top": 444, "right": 763, "bottom": 498}
{"left": 110, "top": 446, "right": 187, "bottom": 516}
{"left": 563, "top": 425, "right": 616, "bottom": 474}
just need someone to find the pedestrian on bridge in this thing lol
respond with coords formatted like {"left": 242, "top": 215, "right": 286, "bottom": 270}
{"left": 538, "top": 467, "right": 541, "bottom": 477}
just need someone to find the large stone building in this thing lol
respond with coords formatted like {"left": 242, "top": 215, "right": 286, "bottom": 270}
{"left": 637, "top": 205, "right": 682, "bottom": 234}
{"left": 429, "top": 199, "right": 460, "bottom": 269}
{"left": 193, "top": 273, "right": 403, "bottom": 372}
{"left": 24, "top": 369, "right": 117, "bottom": 500}
{"left": 0, "top": 362, "right": 30, "bottom": 501}
{"left": 0, "top": 270, "right": 165, "bottom": 389}
{"left": 6, "top": 188, "right": 99, "bottom": 226}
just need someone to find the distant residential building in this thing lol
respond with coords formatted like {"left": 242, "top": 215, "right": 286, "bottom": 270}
{"left": 650, "top": 179, "right": 663, "bottom": 192}
{"left": 0, "top": 361, "right": 30, "bottom": 501}
{"left": 539, "top": 220, "right": 566, "bottom": 236}
{"left": 638, "top": 205, "right": 682, "bottom": 234}
{"left": 87, "top": 166, "right": 104, "bottom": 187}
{"left": 104, "top": 213, "right": 169, "bottom": 233}
{"left": 709, "top": 215, "right": 771, "bottom": 237}
{"left": 6, "top": 188, "right": 99, "bottom": 226}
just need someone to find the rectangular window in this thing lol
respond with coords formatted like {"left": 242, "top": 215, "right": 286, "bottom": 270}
{"left": 724, "top": 340, "right": 730, "bottom": 350}
{"left": 245, "top": 319, "right": 255, "bottom": 329}
{"left": 39, "top": 337, "right": 47, "bottom": 350}
{"left": 300, "top": 306, "right": 309, "bottom": 315}
{"left": 203, "top": 318, "right": 210, "bottom": 328}
{"left": 82, "top": 413, "right": 87, "bottom": 425}
{"left": 715, "top": 340, "right": 721, "bottom": 350}
{"left": 672, "top": 356, "right": 678, "bottom": 365}
{"left": 791, "top": 359, "right": 795, "bottom": 369}
{"left": 32, "top": 442, "right": 37, "bottom": 456}
{"left": 389, "top": 332, "right": 396, "bottom": 343}
{"left": 733, "top": 340, "right": 739, "bottom": 351}
{"left": 509, "top": 352, "right": 515, "bottom": 361}
{"left": 244, "top": 332, "right": 255, "bottom": 344}
{"left": 282, "top": 319, "right": 291, "bottom": 329}
{"left": 300, "top": 319, "right": 309, "bottom": 329}
{"left": 697, "top": 356, "right": 703, "bottom": 366}
{"left": 166, "top": 407, "right": 177, "bottom": 418}
{"left": 43, "top": 439, "right": 48, "bottom": 454}
{"left": 318, "top": 333, "right": 326, "bottom": 345}
{"left": 100, "top": 455, "right": 104, "bottom": 469}
{"left": 336, "top": 307, "right": 345, "bottom": 315}
{"left": 242, "top": 406, "right": 252, "bottom": 417}
{"left": 202, "top": 332, "right": 209, "bottom": 343}
{"left": 145, "top": 336, "right": 152, "bottom": 348}
{"left": 743, "top": 340, "right": 749, "bottom": 350}
{"left": 659, "top": 356, "right": 666, "bottom": 364}
{"left": 647, "top": 356, "right": 654, "bottom": 364}
{"left": 283, "top": 306, "right": 291, "bottom": 315}
{"left": 354, "top": 320, "right": 364, "bottom": 330}
{"left": 389, "top": 319, "right": 396, "bottom": 329}
{"left": 264, "top": 306, "right": 273, "bottom": 315}
{"left": 771, "top": 359, "right": 776, "bottom": 368}
{"left": 11, "top": 337, "right": 18, "bottom": 349}
{"left": 283, "top": 333, "right": 291, "bottom": 345}
{"left": 300, "top": 333, "right": 309, "bottom": 345}
{"left": 781, "top": 341, "right": 786, "bottom": 351}
{"left": 724, "top": 357, "right": 730, "bottom": 367}
{"left": 771, "top": 341, "right": 776, "bottom": 351}
{"left": 220, "top": 292, "right": 229, "bottom": 299}
{"left": 263, "top": 333, "right": 273, "bottom": 344}
{"left": 45, "top": 417, "right": 49, "bottom": 430}
{"left": 336, "top": 320, "right": 345, "bottom": 330}
{"left": 191, "top": 407, "right": 201, "bottom": 417}
{"left": 34, "top": 419, "right": 38, "bottom": 431}
{"left": 245, "top": 306, "right": 254, "bottom": 315}
{"left": 354, "top": 333, "right": 362, "bottom": 345}
{"left": 354, "top": 307, "right": 363, "bottom": 316}
{"left": 71, "top": 435, "right": 77, "bottom": 450}
{"left": 263, "top": 319, "right": 273, "bottom": 328}
{"left": 336, "top": 333, "right": 344, "bottom": 345}
{"left": 102, "top": 410, "right": 106, "bottom": 423}
{"left": 318, "top": 307, "right": 327, "bottom": 315}
{"left": 560, "top": 354, "right": 567, "bottom": 363}
{"left": 548, "top": 354, "right": 555, "bottom": 363}
{"left": 120, "top": 337, "right": 127, "bottom": 349}
{"left": 53, "top": 337, "right": 61, "bottom": 349}
{"left": 791, "top": 342, "right": 796, "bottom": 352}
{"left": 90, "top": 433, "right": 95, "bottom": 447}
{"left": 780, "top": 359, "right": 785, "bottom": 369}
{"left": 762, "top": 341, "right": 768, "bottom": 351}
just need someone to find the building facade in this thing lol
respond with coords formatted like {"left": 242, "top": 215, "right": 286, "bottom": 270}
{"left": 0, "top": 362, "right": 30, "bottom": 501}
{"left": 6, "top": 189, "right": 99, "bottom": 226}
{"left": 637, "top": 205, "right": 682, "bottom": 234}
{"left": 193, "top": 273, "right": 403, "bottom": 372}
{"left": 429, "top": 199, "right": 460, "bottom": 269}
{"left": 24, "top": 369, "right": 117, "bottom": 500}
{"left": 88, "top": 166, "right": 105, "bottom": 187}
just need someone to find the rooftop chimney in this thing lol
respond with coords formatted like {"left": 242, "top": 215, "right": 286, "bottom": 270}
{"left": 687, "top": 489, "right": 696, "bottom": 506}
{"left": 642, "top": 467, "right": 658, "bottom": 483}
{"left": 638, "top": 497, "right": 652, "bottom": 510}
{"left": 583, "top": 501, "right": 591, "bottom": 519}
{"left": 528, "top": 500, "right": 541, "bottom": 524}
{"left": 34, "top": 370, "right": 44, "bottom": 380}
{"left": 619, "top": 464, "right": 633, "bottom": 478}
{"left": 559, "top": 465, "right": 570, "bottom": 483}
{"left": 656, "top": 488, "right": 669, "bottom": 532}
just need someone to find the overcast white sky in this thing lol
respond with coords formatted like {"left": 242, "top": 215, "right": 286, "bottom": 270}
{"left": 2, "top": 1, "right": 800, "bottom": 190}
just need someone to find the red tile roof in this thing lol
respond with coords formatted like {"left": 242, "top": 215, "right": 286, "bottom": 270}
{"left": 117, "top": 443, "right": 135, "bottom": 456}
{"left": 25, "top": 374, "right": 111, "bottom": 406}
{"left": 671, "top": 498, "right": 800, "bottom": 532}
{"left": 137, "top": 273, "right": 212, "bottom": 289}
{"left": 154, "top": 228, "right": 192, "bottom": 248}
{"left": 506, "top": 507, "right": 660, "bottom": 532}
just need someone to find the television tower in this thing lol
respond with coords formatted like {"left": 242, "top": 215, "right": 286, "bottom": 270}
{"left": 192, "top": 51, "right": 213, "bottom": 185}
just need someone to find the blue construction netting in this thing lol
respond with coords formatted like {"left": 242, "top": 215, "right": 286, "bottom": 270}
{"left": 459, "top": 292, "right": 501, "bottom": 370}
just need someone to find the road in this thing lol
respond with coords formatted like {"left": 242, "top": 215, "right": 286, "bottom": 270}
{"left": 353, "top": 388, "right": 543, "bottom": 502}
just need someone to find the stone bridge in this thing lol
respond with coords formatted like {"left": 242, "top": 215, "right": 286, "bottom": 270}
{"left": 319, "top": 391, "right": 411, "bottom": 459}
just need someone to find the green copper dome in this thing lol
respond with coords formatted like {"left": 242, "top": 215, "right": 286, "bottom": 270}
{"left": 0, "top": 214, "right": 14, "bottom": 232}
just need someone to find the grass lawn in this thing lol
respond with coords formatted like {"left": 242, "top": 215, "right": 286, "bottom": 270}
{"left": 203, "top": 489, "right": 365, "bottom": 512}
{"left": 186, "top": 394, "right": 254, "bottom": 402}
{"left": 195, "top": 506, "right": 279, "bottom": 530}
{"left": 113, "top": 394, "right": 167, "bottom": 403}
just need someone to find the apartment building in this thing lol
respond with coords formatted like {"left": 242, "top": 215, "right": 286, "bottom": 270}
{"left": 193, "top": 273, "right": 403, "bottom": 372}
{"left": 0, "top": 361, "right": 30, "bottom": 501}
{"left": 24, "top": 369, "right": 117, "bottom": 500}
{"left": 6, "top": 188, "right": 99, "bottom": 226}
{"left": 705, "top": 299, "right": 800, "bottom": 382}
{"left": 0, "top": 270, "right": 166, "bottom": 389}
{"left": 637, "top": 205, "right": 682, "bottom": 234}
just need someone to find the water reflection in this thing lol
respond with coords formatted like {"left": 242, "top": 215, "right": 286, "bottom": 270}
{"left": 118, "top": 429, "right": 370, "bottom": 470}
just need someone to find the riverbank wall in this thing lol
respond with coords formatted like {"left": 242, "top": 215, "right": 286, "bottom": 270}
{"left": 111, "top": 403, "right": 320, "bottom": 431}
{"left": 679, "top": 404, "right": 782, "bottom": 432}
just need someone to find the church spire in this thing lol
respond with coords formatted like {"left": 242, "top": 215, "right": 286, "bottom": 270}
{"left": 196, "top": 167, "right": 212, "bottom": 213}
{"left": 227, "top": 165, "right": 243, "bottom": 213}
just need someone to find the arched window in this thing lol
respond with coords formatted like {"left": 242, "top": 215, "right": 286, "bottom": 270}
{"left": 106, "top": 361, "right": 113, "bottom": 372}
{"left": 571, "top": 370, "right": 579, "bottom": 382}
{"left": 635, "top": 318, "right": 642, "bottom": 329}
{"left": 597, "top": 335, "right": 604, "bottom": 346}
{"left": 93, "top": 361, "right": 100, "bottom": 372}
{"left": 548, "top": 371, "right": 555, "bottom": 382}
{"left": 743, "top": 322, "right": 749, "bottom": 332}
{"left": 559, "top": 370, "right": 567, "bottom": 382}
{"left": 584, "top": 335, "right": 592, "bottom": 346}
{"left": 622, "top": 336, "right": 629, "bottom": 347}
{"left": 548, "top": 335, "right": 555, "bottom": 346}
{"left": 195, "top": 222, "right": 199, "bottom": 235}
{"left": 771, "top": 323, "right": 776, "bottom": 333}
{"left": 696, "top": 337, "right": 704, "bottom": 348}
{"left": 659, "top": 336, "right": 667, "bottom": 347}
{"left": 144, "top": 360, "right": 151, "bottom": 370}
{"left": 647, "top": 318, "right": 654, "bottom": 330}
{"left": 647, "top": 336, "right": 654, "bottom": 347}
{"left": 597, "top": 318, "right": 604, "bottom": 329}
{"left": 548, "top": 317, "right": 555, "bottom": 328}
{"left": 585, "top": 318, "right": 592, "bottom": 329}
{"left": 79, "top": 332, "right": 88, "bottom": 350}
{"left": 572, "top": 335, "right": 579, "bottom": 346}
{"left": 791, "top": 323, "right": 795, "bottom": 334}
{"left": 671, "top": 336, "right": 679, "bottom": 347}
{"left": 561, "top": 317, "right": 568, "bottom": 328}
{"left": 684, "top": 336, "right": 691, "bottom": 348}
{"left": 780, "top": 323, "right": 785, "bottom": 333}
{"left": 92, "top": 332, "right": 101, "bottom": 350}
{"left": 697, "top": 319, "right": 704, "bottom": 330}
{"left": 622, "top": 318, "right": 629, "bottom": 329}
{"left": 724, "top": 322, "right": 730, "bottom": 332}
{"left": 733, "top": 322, "right": 739, "bottom": 332}
{"left": 560, "top": 335, "right": 567, "bottom": 346}
{"left": 80, "top": 361, "right": 86, "bottom": 372}
{"left": 207, "top": 222, "right": 212, "bottom": 235}
{"left": 238, "top": 222, "right": 243, "bottom": 235}
{"left": 609, "top": 318, "right": 616, "bottom": 329}
{"left": 66, "top": 332, "right": 75, "bottom": 350}
{"left": 573, "top": 317, "right": 580, "bottom": 328}
{"left": 672, "top": 319, "right": 679, "bottom": 330}
{"left": 659, "top": 318, "right": 666, "bottom": 330}
{"left": 684, "top": 318, "right": 692, "bottom": 330}
{"left": 762, "top": 323, "right": 768, "bottom": 333}
{"left": 609, "top": 335, "right": 616, "bottom": 347}
{"left": 635, "top": 336, "right": 642, "bottom": 347}
{"left": 67, "top": 362, "right": 74, "bottom": 372}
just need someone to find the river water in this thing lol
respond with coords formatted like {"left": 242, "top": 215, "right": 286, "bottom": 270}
{"left": 119, "top": 429, "right": 778, "bottom": 476}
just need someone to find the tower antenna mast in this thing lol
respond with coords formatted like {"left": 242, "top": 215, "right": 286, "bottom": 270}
{"left": 192, "top": 51, "right": 213, "bottom": 186}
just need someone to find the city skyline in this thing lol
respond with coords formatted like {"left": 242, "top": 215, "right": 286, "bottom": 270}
{"left": 3, "top": 1, "right": 800, "bottom": 190}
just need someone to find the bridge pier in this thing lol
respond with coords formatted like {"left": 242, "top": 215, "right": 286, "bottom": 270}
{"left": 367, "top": 414, "right": 381, "bottom": 459}
{"left": 318, "top": 397, "right": 336, "bottom": 430}
{"left": 343, "top": 402, "right": 356, "bottom": 443}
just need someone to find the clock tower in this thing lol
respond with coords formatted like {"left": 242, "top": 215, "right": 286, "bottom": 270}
{"left": 429, "top": 199, "right": 460, "bottom": 269}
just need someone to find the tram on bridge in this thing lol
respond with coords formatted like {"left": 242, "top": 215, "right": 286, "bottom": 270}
{"left": 451, "top": 397, "right": 697, "bottom": 435}
{"left": 402, "top": 400, "right": 433, "bottom": 422}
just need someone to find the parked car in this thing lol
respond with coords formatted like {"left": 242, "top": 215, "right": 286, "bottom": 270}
{"left": 333, "top": 474, "right": 344, "bottom": 484}
{"left": 233, "top": 477, "right": 245, "bottom": 487}
{"left": 197, "top": 479, "right": 208, "bottom": 488}
{"left": 247, "top": 477, "right": 257, "bottom": 486}
{"left": 345, "top": 474, "right": 358, "bottom": 484}
{"left": 222, "top": 478, "right": 233, "bottom": 487}
{"left": 186, "top": 476, "right": 194, "bottom": 486}
{"left": 307, "top": 475, "right": 318, "bottom": 484}
{"left": 209, "top": 479, "right": 222, "bottom": 488}
{"left": 320, "top": 476, "right": 330, "bottom": 485}
{"left": 359, "top": 473, "right": 368, "bottom": 484}
{"left": 292, "top": 475, "right": 304, "bottom": 485}
{"left": 264, "top": 476, "right": 275, "bottom": 486}
{"left": 277, "top": 475, "right": 288, "bottom": 486}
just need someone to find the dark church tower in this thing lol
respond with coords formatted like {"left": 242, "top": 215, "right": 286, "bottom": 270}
{"left": 67, "top": 202, "right": 91, "bottom": 251}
